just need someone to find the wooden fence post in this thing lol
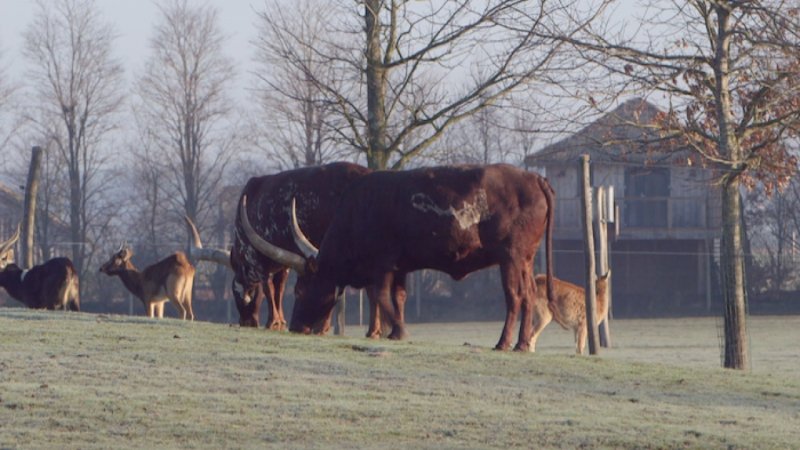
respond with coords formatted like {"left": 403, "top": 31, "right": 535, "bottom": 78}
{"left": 22, "top": 146, "right": 44, "bottom": 269}
{"left": 596, "top": 186, "right": 611, "bottom": 348}
{"left": 580, "top": 155, "right": 600, "bottom": 355}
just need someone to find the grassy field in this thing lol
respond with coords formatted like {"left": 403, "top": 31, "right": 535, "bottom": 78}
{"left": 1, "top": 309, "right": 798, "bottom": 449}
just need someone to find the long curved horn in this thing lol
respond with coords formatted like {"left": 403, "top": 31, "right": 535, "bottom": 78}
{"left": 291, "top": 197, "right": 319, "bottom": 259}
{"left": 240, "top": 195, "right": 306, "bottom": 274}
{"left": 0, "top": 223, "right": 21, "bottom": 256}
{"left": 183, "top": 215, "right": 232, "bottom": 268}
{"left": 184, "top": 215, "right": 204, "bottom": 249}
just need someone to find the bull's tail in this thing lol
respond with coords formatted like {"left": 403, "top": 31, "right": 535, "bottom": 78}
{"left": 539, "top": 177, "right": 555, "bottom": 308}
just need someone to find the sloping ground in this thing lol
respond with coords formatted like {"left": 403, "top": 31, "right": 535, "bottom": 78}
{"left": 1, "top": 309, "right": 798, "bottom": 449}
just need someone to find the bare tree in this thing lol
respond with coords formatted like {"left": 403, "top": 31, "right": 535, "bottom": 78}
{"left": 0, "top": 49, "right": 17, "bottom": 152}
{"left": 134, "top": 0, "right": 238, "bottom": 236}
{"left": 22, "top": 0, "right": 125, "bottom": 281}
{"left": 575, "top": 1, "right": 800, "bottom": 369}
{"left": 263, "top": 0, "right": 610, "bottom": 170}
{"left": 0, "top": 81, "right": 12, "bottom": 168}
{"left": 746, "top": 174, "right": 800, "bottom": 295}
{"left": 253, "top": 0, "right": 351, "bottom": 169}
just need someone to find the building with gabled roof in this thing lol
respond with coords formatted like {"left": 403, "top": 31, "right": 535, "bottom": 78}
{"left": 525, "top": 98, "right": 722, "bottom": 316}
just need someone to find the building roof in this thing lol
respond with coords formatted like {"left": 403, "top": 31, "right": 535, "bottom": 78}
{"left": 0, "top": 181, "right": 23, "bottom": 209}
{"left": 525, "top": 98, "right": 688, "bottom": 166}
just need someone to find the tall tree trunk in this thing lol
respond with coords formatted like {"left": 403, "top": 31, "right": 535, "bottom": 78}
{"left": 68, "top": 131, "right": 84, "bottom": 278}
{"left": 364, "top": 0, "right": 388, "bottom": 170}
{"left": 720, "top": 178, "right": 749, "bottom": 369}
{"left": 712, "top": 4, "right": 748, "bottom": 370}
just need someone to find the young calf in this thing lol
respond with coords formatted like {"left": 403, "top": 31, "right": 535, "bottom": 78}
{"left": 99, "top": 245, "right": 195, "bottom": 320}
{"left": 529, "top": 272, "right": 610, "bottom": 354}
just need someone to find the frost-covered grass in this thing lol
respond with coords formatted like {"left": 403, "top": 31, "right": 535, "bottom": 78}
{"left": 1, "top": 309, "right": 798, "bottom": 449}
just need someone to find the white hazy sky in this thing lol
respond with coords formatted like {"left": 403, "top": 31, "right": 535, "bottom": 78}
{"left": 0, "top": 0, "right": 262, "bottom": 95}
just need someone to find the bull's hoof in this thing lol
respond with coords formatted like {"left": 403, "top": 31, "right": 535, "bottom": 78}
{"left": 387, "top": 328, "right": 407, "bottom": 340}
{"left": 513, "top": 343, "right": 531, "bottom": 352}
{"left": 366, "top": 330, "right": 381, "bottom": 339}
{"left": 493, "top": 343, "right": 510, "bottom": 351}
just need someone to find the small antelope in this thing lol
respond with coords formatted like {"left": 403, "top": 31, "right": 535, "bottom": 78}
{"left": 0, "top": 225, "right": 80, "bottom": 311}
{"left": 529, "top": 272, "right": 610, "bottom": 354}
{"left": 99, "top": 245, "right": 195, "bottom": 320}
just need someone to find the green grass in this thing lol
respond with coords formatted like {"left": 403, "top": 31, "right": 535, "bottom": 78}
{"left": 1, "top": 309, "right": 799, "bottom": 449}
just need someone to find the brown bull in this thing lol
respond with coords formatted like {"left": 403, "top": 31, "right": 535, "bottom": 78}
{"left": 231, "top": 162, "right": 372, "bottom": 329}
{"left": 243, "top": 164, "right": 555, "bottom": 351}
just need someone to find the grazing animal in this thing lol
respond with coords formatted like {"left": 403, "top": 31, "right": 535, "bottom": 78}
{"left": 243, "top": 164, "right": 555, "bottom": 351}
{"left": 99, "top": 246, "right": 195, "bottom": 320}
{"left": 529, "top": 272, "right": 610, "bottom": 354}
{"left": 0, "top": 226, "right": 80, "bottom": 311}
{"left": 225, "top": 162, "right": 372, "bottom": 331}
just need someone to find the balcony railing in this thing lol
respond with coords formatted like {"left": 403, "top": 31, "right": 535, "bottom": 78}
{"left": 554, "top": 196, "right": 719, "bottom": 238}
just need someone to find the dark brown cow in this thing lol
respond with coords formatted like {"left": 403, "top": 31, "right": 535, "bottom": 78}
{"left": 0, "top": 226, "right": 80, "bottom": 311}
{"left": 244, "top": 164, "right": 554, "bottom": 351}
{"left": 231, "top": 162, "right": 372, "bottom": 330}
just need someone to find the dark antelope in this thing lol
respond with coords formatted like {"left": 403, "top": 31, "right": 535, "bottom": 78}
{"left": 0, "top": 225, "right": 80, "bottom": 311}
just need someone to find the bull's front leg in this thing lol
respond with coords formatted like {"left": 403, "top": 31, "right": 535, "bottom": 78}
{"left": 365, "top": 285, "right": 382, "bottom": 339}
{"left": 368, "top": 271, "right": 407, "bottom": 340}
{"left": 496, "top": 261, "right": 522, "bottom": 351}
{"left": 272, "top": 269, "right": 289, "bottom": 330}
{"left": 265, "top": 270, "right": 289, "bottom": 330}
{"left": 388, "top": 273, "right": 408, "bottom": 340}
{"left": 515, "top": 274, "right": 535, "bottom": 352}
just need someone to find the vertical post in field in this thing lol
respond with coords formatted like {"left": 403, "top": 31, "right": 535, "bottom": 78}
{"left": 596, "top": 186, "right": 611, "bottom": 348}
{"left": 579, "top": 154, "right": 600, "bottom": 355}
{"left": 22, "top": 146, "right": 44, "bottom": 269}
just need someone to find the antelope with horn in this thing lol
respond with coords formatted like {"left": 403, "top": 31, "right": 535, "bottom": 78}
{"left": 0, "top": 224, "right": 80, "bottom": 311}
{"left": 99, "top": 244, "right": 195, "bottom": 320}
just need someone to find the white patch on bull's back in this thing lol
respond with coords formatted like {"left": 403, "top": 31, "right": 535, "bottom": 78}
{"left": 411, "top": 189, "right": 490, "bottom": 230}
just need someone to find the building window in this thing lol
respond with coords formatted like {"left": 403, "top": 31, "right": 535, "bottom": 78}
{"left": 624, "top": 167, "right": 669, "bottom": 227}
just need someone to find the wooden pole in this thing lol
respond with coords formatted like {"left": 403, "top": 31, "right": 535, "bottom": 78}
{"left": 22, "top": 146, "right": 44, "bottom": 269}
{"left": 579, "top": 155, "right": 600, "bottom": 355}
{"left": 596, "top": 186, "right": 611, "bottom": 348}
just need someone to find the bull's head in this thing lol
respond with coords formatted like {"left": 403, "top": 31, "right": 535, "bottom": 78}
{"left": 238, "top": 196, "right": 337, "bottom": 333}
{"left": 99, "top": 244, "right": 134, "bottom": 275}
{"left": 0, "top": 224, "right": 20, "bottom": 270}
